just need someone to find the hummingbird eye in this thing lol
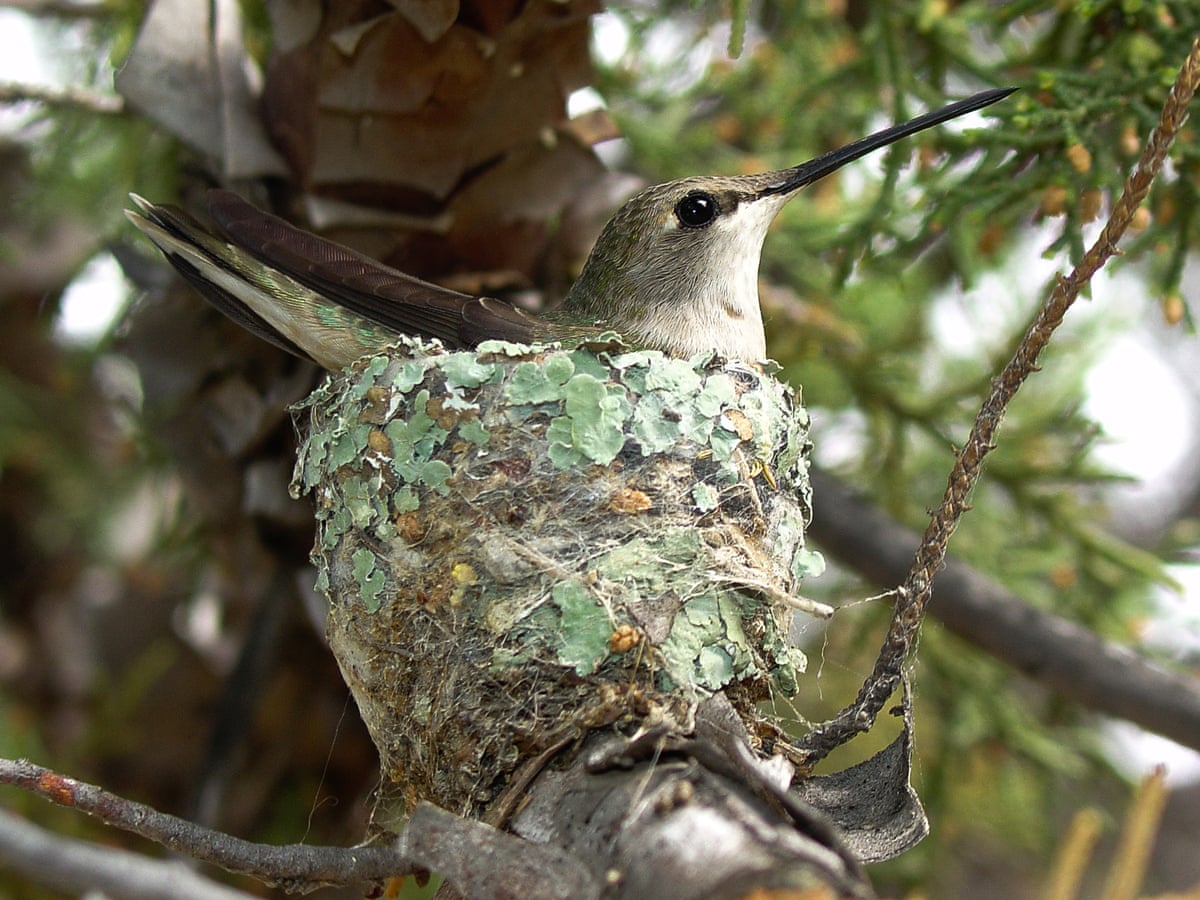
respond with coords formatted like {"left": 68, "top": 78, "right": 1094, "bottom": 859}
{"left": 674, "top": 191, "right": 719, "bottom": 229}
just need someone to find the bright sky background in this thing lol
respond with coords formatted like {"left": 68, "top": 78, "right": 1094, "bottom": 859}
{"left": 4, "top": 7, "right": 1199, "bottom": 784}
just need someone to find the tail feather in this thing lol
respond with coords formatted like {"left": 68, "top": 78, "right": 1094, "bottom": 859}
{"left": 126, "top": 191, "right": 557, "bottom": 369}
{"left": 126, "top": 203, "right": 312, "bottom": 360}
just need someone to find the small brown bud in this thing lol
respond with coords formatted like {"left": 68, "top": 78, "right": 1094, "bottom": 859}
{"left": 1162, "top": 294, "right": 1185, "bottom": 325}
{"left": 395, "top": 511, "right": 425, "bottom": 544}
{"left": 1040, "top": 185, "right": 1069, "bottom": 217}
{"left": 977, "top": 223, "right": 1006, "bottom": 255}
{"left": 1066, "top": 143, "right": 1092, "bottom": 174}
{"left": 610, "top": 487, "right": 652, "bottom": 514}
{"left": 1155, "top": 195, "right": 1177, "bottom": 226}
{"left": 1049, "top": 563, "right": 1078, "bottom": 589}
{"left": 1120, "top": 126, "right": 1142, "bottom": 158}
{"left": 368, "top": 428, "right": 392, "bottom": 454}
{"left": 713, "top": 114, "right": 742, "bottom": 144}
{"left": 1078, "top": 188, "right": 1103, "bottom": 223}
{"left": 609, "top": 625, "right": 641, "bottom": 654}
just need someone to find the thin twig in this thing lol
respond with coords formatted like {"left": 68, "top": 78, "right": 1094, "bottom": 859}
{"left": 805, "top": 467, "right": 1200, "bottom": 752}
{"left": 0, "top": 758, "right": 410, "bottom": 891}
{"left": 0, "top": 808, "right": 254, "bottom": 900}
{"left": 797, "top": 33, "right": 1200, "bottom": 765}
{"left": 0, "top": 80, "right": 124, "bottom": 115}
{"left": 0, "top": 758, "right": 598, "bottom": 898}
{"left": 1099, "top": 766, "right": 1169, "bottom": 900}
{"left": 0, "top": 0, "right": 110, "bottom": 18}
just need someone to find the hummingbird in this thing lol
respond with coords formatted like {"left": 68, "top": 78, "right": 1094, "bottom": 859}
{"left": 127, "top": 88, "right": 1013, "bottom": 370}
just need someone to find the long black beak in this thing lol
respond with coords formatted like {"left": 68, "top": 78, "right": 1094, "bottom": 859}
{"left": 759, "top": 87, "right": 1015, "bottom": 197}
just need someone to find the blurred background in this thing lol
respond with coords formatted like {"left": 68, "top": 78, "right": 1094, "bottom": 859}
{"left": 1, "top": 1, "right": 1199, "bottom": 896}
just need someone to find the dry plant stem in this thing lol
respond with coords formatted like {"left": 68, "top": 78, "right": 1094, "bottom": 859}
{"left": 1043, "top": 808, "right": 1105, "bottom": 900}
{"left": 798, "top": 34, "right": 1200, "bottom": 765}
{"left": 0, "top": 758, "right": 410, "bottom": 891}
{"left": 1099, "top": 766, "right": 1170, "bottom": 900}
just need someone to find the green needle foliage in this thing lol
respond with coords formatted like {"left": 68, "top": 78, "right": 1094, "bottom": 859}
{"left": 3, "top": 2, "right": 1198, "bottom": 896}
{"left": 599, "top": 3, "right": 1197, "bottom": 892}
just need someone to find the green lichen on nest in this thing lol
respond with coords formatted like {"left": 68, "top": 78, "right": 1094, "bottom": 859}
{"left": 294, "top": 337, "right": 807, "bottom": 523}
{"left": 291, "top": 335, "right": 823, "bottom": 816}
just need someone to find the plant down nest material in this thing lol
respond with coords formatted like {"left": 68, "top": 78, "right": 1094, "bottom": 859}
{"left": 292, "top": 337, "right": 825, "bottom": 819}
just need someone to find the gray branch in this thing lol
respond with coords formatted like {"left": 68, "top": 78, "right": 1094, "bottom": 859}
{"left": 0, "top": 808, "right": 254, "bottom": 900}
{"left": 0, "top": 80, "right": 124, "bottom": 114}
{"left": 0, "top": 758, "right": 409, "bottom": 892}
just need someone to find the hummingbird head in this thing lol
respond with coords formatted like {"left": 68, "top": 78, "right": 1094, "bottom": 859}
{"left": 561, "top": 174, "right": 790, "bottom": 361}
{"left": 560, "top": 87, "right": 1014, "bottom": 361}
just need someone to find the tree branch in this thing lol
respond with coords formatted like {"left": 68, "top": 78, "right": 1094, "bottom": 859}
{"left": 798, "top": 33, "right": 1200, "bottom": 763}
{"left": 0, "top": 807, "right": 254, "bottom": 900}
{"left": 0, "top": 0, "right": 109, "bottom": 18}
{"left": 0, "top": 758, "right": 603, "bottom": 898}
{"left": 805, "top": 466, "right": 1200, "bottom": 752}
{"left": 0, "top": 758, "right": 408, "bottom": 892}
{"left": 0, "top": 80, "right": 124, "bottom": 115}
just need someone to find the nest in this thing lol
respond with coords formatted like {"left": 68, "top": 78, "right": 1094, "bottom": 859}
{"left": 291, "top": 337, "right": 824, "bottom": 819}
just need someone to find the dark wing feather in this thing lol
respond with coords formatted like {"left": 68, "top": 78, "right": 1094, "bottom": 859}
{"left": 206, "top": 190, "right": 543, "bottom": 349}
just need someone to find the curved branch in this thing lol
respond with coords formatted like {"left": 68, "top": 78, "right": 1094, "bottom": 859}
{"left": 0, "top": 759, "right": 408, "bottom": 891}
{"left": 0, "top": 759, "right": 599, "bottom": 898}
{"left": 806, "top": 466, "right": 1200, "bottom": 752}
{"left": 799, "top": 33, "right": 1200, "bottom": 763}
{"left": 0, "top": 80, "right": 124, "bottom": 114}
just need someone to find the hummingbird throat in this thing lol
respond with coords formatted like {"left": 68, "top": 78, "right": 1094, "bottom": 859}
{"left": 649, "top": 192, "right": 784, "bottom": 361}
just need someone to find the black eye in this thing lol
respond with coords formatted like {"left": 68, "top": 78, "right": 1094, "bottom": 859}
{"left": 674, "top": 191, "right": 719, "bottom": 228}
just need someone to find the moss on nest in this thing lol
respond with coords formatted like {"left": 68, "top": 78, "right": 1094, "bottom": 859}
{"left": 291, "top": 336, "right": 824, "bottom": 818}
